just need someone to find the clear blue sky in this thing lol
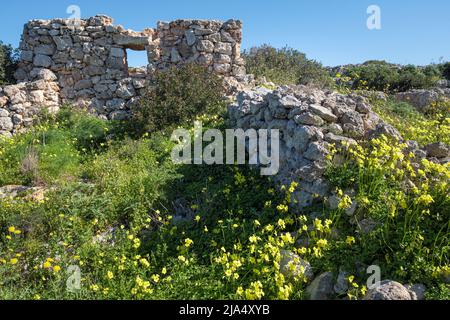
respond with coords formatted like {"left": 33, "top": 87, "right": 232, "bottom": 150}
{"left": 0, "top": 0, "right": 448, "bottom": 67}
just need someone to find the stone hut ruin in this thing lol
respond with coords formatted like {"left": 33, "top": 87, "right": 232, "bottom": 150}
{"left": 1, "top": 15, "right": 246, "bottom": 135}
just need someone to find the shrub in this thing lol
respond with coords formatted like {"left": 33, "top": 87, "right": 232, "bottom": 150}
{"left": 441, "top": 62, "right": 450, "bottom": 81}
{"left": 243, "top": 45, "right": 333, "bottom": 88}
{"left": 131, "top": 63, "right": 226, "bottom": 136}
{"left": 0, "top": 41, "right": 18, "bottom": 85}
{"left": 337, "top": 61, "right": 440, "bottom": 92}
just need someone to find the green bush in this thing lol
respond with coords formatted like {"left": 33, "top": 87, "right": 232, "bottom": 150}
{"left": 442, "top": 62, "right": 450, "bottom": 81}
{"left": 337, "top": 61, "right": 440, "bottom": 92}
{"left": 131, "top": 63, "right": 226, "bottom": 136}
{"left": 243, "top": 45, "right": 333, "bottom": 87}
{"left": 0, "top": 41, "right": 18, "bottom": 85}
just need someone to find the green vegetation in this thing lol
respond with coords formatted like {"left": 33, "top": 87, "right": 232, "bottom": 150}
{"left": 367, "top": 96, "right": 450, "bottom": 146}
{"left": 0, "top": 41, "right": 18, "bottom": 85}
{"left": 0, "top": 101, "right": 448, "bottom": 299}
{"left": 243, "top": 45, "right": 333, "bottom": 88}
{"left": 442, "top": 62, "right": 450, "bottom": 81}
{"left": 131, "top": 63, "right": 226, "bottom": 136}
{"left": 0, "top": 45, "right": 449, "bottom": 301}
{"left": 333, "top": 60, "right": 448, "bottom": 92}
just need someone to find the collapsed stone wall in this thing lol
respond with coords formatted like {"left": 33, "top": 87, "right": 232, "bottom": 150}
{"left": 1, "top": 15, "right": 245, "bottom": 136}
{"left": 228, "top": 85, "right": 449, "bottom": 207}
{"left": 150, "top": 19, "right": 245, "bottom": 78}
{"left": 0, "top": 70, "right": 60, "bottom": 137}
{"left": 395, "top": 88, "right": 450, "bottom": 113}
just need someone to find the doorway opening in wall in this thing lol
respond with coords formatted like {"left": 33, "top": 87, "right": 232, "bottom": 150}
{"left": 125, "top": 49, "right": 148, "bottom": 77}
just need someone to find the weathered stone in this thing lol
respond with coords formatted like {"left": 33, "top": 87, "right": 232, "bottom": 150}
{"left": 110, "top": 47, "right": 125, "bottom": 58}
{"left": 33, "top": 54, "right": 53, "bottom": 67}
{"left": 197, "top": 53, "right": 214, "bottom": 65}
{"left": 12, "top": 114, "right": 23, "bottom": 125}
{"left": 310, "top": 104, "right": 337, "bottom": 122}
{"left": 116, "top": 82, "right": 136, "bottom": 99}
{"left": 110, "top": 110, "right": 129, "bottom": 120}
{"left": 325, "top": 132, "right": 356, "bottom": 146}
{"left": 29, "top": 90, "right": 45, "bottom": 103}
{"left": 304, "top": 142, "right": 328, "bottom": 161}
{"left": 52, "top": 35, "right": 73, "bottom": 51}
{"left": 30, "top": 68, "right": 57, "bottom": 81}
{"left": 10, "top": 91, "right": 27, "bottom": 104}
{"left": 215, "top": 42, "right": 232, "bottom": 55}
{"left": 185, "top": 29, "right": 197, "bottom": 46}
{"left": 370, "top": 123, "right": 402, "bottom": 141}
{"left": 0, "top": 108, "right": 9, "bottom": 117}
{"left": 325, "top": 123, "right": 343, "bottom": 135}
{"left": 425, "top": 142, "right": 449, "bottom": 159}
{"left": 21, "top": 50, "right": 34, "bottom": 62}
{"left": 364, "top": 280, "right": 412, "bottom": 300}
{"left": 213, "top": 63, "right": 231, "bottom": 74}
{"left": 74, "top": 79, "right": 93, "bottom": 90}
{"left": 113, "top": 34, "right": 151, "bottom": 50}
{"left": 196, "top": 40, "right": 214, "bottom": 53}
{"left": 171, "top": 47, "right": 182, "bottom": 63}
{"left": 306, "top": 272, "right": 334, "bottom": 300}
{"left": 396, "top": 89, "right": 450, "bottom": 113}
{"left": 279, "top": 95, "right": 302, "bottom": 108}
{"left": 34, "top": 44, "right": 56, "bottom": 55}
{"left": 404, "top": 284, "right": 426, "bottom": 300}
{"left": 341, "top": 110, "right": 364, "bottom": 127}
{"left": 279, "top": 250, "right": 313, "bottom": 282}
{"left": 215, "top": 54, "right": 231, "bottom": 64}
{"left": 0, "top": 117, "right": 14, "bottom": 131}
{"left": 294, "top": 112, "right": 325, "bottom": 126}
{"left": 356, "top": 102, "right": 371, "bottom": 114}
{"left": 334, "top": 269, "right": 350, "bottom": 295}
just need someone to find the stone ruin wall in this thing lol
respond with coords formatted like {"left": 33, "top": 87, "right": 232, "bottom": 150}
{"left": 0, "top": 15, "right": 245, "bottom": 136}
{"left": 228, "top": 85, "right": 449, "bottom": 208}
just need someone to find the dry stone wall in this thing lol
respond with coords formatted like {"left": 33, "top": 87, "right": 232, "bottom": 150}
{"left": 1, "top": 15, "right": 245, "bottom": 136}
{"left": 395, "top": 88, "right": 450, "bottom": 113}
{"left": 0, "top": 73, "right": 60, "bottom": 137}
{"left": 150, "top": 19, "right": 245, "bottom": 78}
{"left": 228, "top": 85, "right": 403, "bottom": 207}
{"left": 229, "top": 85, "right": 449, "bottom": 207}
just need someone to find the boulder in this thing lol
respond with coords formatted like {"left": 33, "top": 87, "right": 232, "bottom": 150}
{"left": 364, "top": 280, "right": 411, "bottom": 300}
{"left": 404, "top": 284, "right": 426, "bottom": 300}
{"left": 425, "top": 142, "right": 449, "bottom": 159}
{"left": 279, "top": 250, "right": 313, "bottom": 282}
{"left": 306, "top": 272, "right": 335, "bottom": 300}
{"left": 310, "top": 104, "right": 337, "bottom": 122}
{"left": 294, "top": 112, "right": 325, "bottom": 126}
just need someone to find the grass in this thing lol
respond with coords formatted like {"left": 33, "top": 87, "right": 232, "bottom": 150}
{"left": 0, "top": 104, "right": 448, "bottom": 300}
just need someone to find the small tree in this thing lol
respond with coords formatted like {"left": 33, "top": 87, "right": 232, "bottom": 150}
{"left": 0, "top": 41, "right": 19, "bottom": 85}
{"left": 132, "top": 63, "right": 226, "bottom": 135}
{"left": 442, "top": 62, "right": 450, "bottom": 81}
{"left": 243, "top": 44, "right": 333, "bottom": 88}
